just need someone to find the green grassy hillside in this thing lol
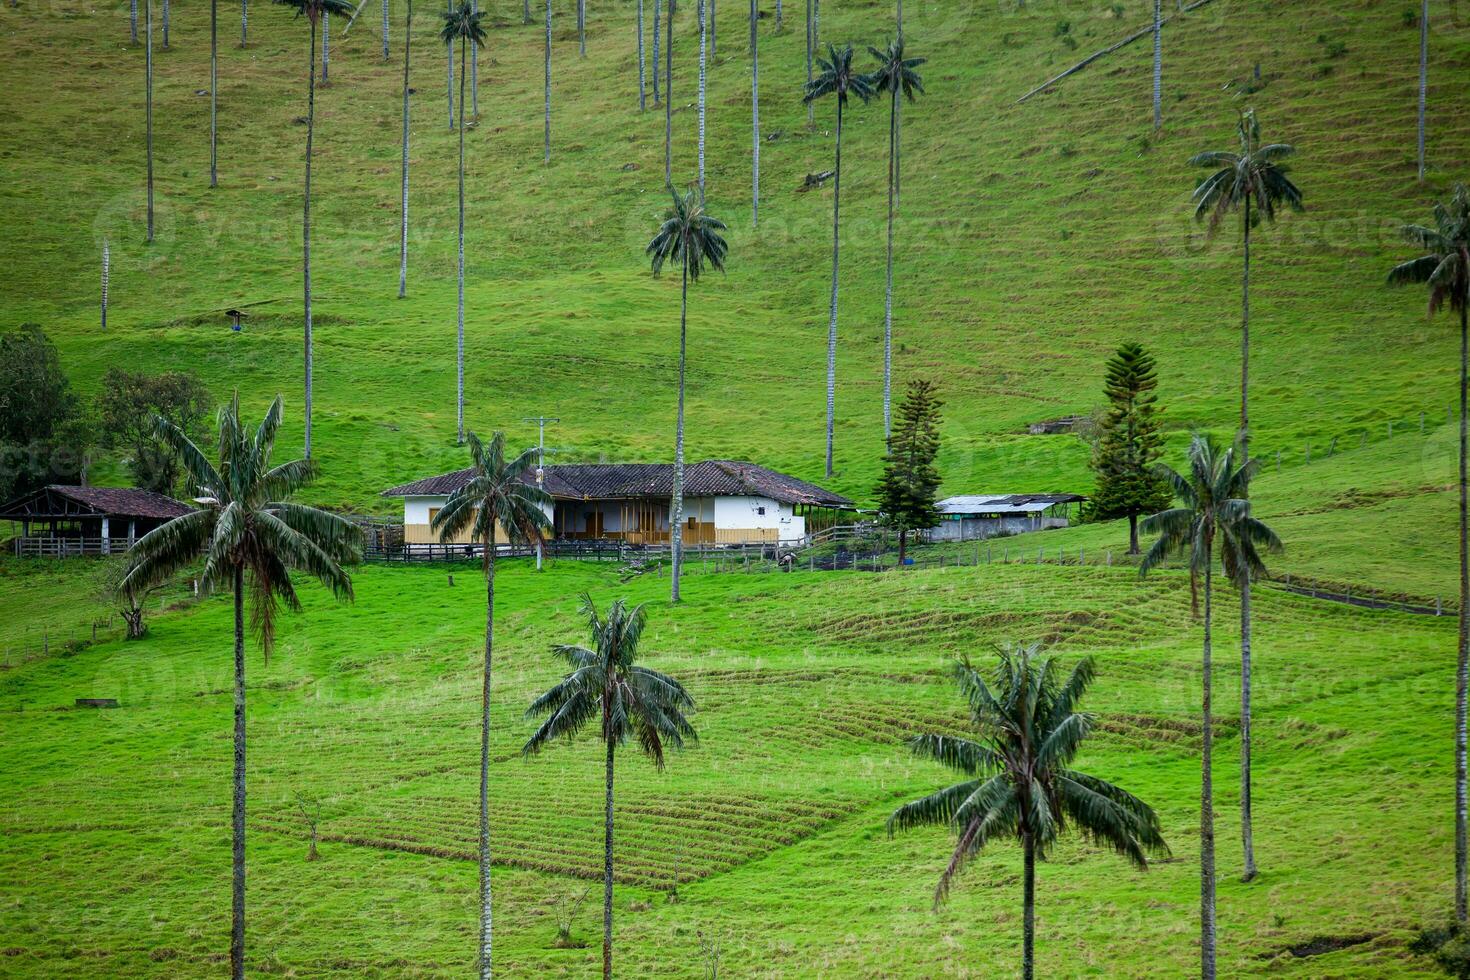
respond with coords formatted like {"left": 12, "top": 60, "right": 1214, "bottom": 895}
{"left": 0, "top": 557, "right": 1458, "bottom": 975}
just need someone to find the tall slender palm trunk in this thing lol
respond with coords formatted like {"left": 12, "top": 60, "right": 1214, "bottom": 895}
{"left": 446, "top": 2, "right": 454, "bottom": 129}
{"left": 211, "top": 0, "right": 219, "bottom": 186}
{"left": 478, "top": 545, "right": 496, "bottom": 978}
{"left": 1239, "top": 192, "right": 1257, "bottom": 882}
{"left": 101, "top": 240, "right": 110, "bottom": 329}
{"left": 303, "top": 15, "right": 317, "bottom": 458}
{"left": 145, "top": 0, "right": 154, "bottom": 243}
{"left": 882, "top": 86, "right": 897, "bottom": 440}
{"left": 382, "top": 0, "right": 389, "bottom": 58}
{"left": 670, "top": 259, "right": 689, "bottom": 602}
{"left": 750, "top": 0, "right": 758, "bottom": 226}
{"left": 522, "top": 0, "right": 528, "bottom": 24}
{"left": 456, "top": 35, "right": 467, "bottom": 444}
{"left": 637, "top": 0, "right": 647, "bottom": 110}
{"left": 1201, "top": 556, "right": 1218, "bottom": 979}
{"left": 1152, "top": 0, "right": 1162, "bottom": 129}
{"left": 602, "top": 736, "right": 616, "bottom": 979}
{"left": 1458, "top": 300, "right": 1469, "bottom": 921}
{"left": 132, "top": 0, "right": 139, "bottom": 44}
{"left": 578, "top": 0, "right": 586, "bottom": 56}
{"left": 1022, "top": 832, "right": 1035, "bottom": 980}
{"left": 322, "top": 12, "right": 330, "bottom": 84}
{"left": 471, "top": 0, "right": 479, "bottom": 117}
{"left": 162, "top": 0, "right": 170, "bottom": 47}
{"left": 1418, "top": 0, "right": 1429, "bottom": 181}
{"left": 240, "top": 0, "right": 248, "bottom": 46}
{"left": 775, "top": 0, "right": 781, "bottom": 30}
{"left": 652, "top": 0, "right": 661, "bottom": 104}
{"left": 230, "top": 567, "right": 247, "bottom": 980}
{"left": 697, "top": 0, "right": 707, "bottom": 199}
{"left": 823, "top": 98, "right": 843, "bottom": 478}
{"left": 544, "top": 0, "right": 552, "bottom": 163}
{"left": 708, "top": 0, "right": 715, "bottom": 56}
{"left": 664, "top": 0, "right": 675, "bottom": 185}
{"left": 398, "top": 0, "right": 412, "bottom": 298}
{"left": 803, "top": 0, "right": 812, "bottom": 129}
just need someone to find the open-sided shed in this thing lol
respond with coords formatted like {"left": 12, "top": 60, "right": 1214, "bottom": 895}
{"left": 928, "top": 493, "right": 1087, "bottom": 542}
{"left": 0, "top": 485, "right": 193, "bottom": 557}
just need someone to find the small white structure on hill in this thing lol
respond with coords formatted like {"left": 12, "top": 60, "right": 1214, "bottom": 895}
{"left": 928, "top": 494, "right": 1086, "bottom": 542}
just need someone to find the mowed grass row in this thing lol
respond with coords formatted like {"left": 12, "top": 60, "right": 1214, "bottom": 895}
{"left": 0, "top": 557, "right": 1458, "bottom": 975}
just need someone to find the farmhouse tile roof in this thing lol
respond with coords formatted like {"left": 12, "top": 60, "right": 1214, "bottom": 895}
{"left": 0, "top": 485, "right": 195, "bottom": 521}
{"left": 382, "top": 461, "right": 853, "bottom": 508}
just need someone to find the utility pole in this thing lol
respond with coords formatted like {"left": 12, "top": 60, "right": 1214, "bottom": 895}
{"left": 522, "top": 416, "right": 560, "bottom": 570}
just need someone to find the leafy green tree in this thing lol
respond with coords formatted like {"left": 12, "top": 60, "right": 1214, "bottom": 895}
{"left": 804, "top": 43, "right": 872, "bottom": 477}
{"left": 1140, "top": 432, "right": 1280, "bottom": 979}
{"left": 121, "top": 394, "right": 360, "bottom": 980}
{"left": 1088, "top": 343, "right": 1172, "bottom": 555}
{"left": 96, "top": 369, "right": 212, "bottom": 495}
{"left": 1390, "top": 182, "right": 1470, "bottom": 920}
{"left": 441, "top": 1, "right": 486, "bottom": 444}
{"left": 274, "top": 0, "right": 356, "bottom": 459}
{"left": 430, "top": 431, "right": 551, "bottom": 979}
{"left": 874, "top": 378, "right": 941, "bottom": 563}
{"left": 866, "top": 39, "right": 924, "bottom": 439}
{"left": 889, "top": 644, "right": 1168, "bottom": 980}
{"left": 646, "top": 187, "right": 728, "bottom": 604}
{"left": 1188, "top": 108, "right": 1302, "bottom": 881}
{"left": 0, "top": 325, "right": 80, "bottom": 501}
{"left": 523, "top": 594, "right": 697, "bottom": 980}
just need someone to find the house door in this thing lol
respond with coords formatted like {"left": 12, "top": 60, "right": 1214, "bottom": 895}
{"left": 587, "top": 508, "right": 604, "bottom": 538}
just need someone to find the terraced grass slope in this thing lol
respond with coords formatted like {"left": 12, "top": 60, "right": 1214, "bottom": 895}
{"left": 0, "top": 557, "right": 1458, "bottom": 975}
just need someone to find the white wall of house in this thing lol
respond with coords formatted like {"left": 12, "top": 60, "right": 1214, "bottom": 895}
{"left": 712, "top": 495, "right": 805, "bottom": 540}
{"left": 403, "top": 494, "right": 805, "bottom": 542}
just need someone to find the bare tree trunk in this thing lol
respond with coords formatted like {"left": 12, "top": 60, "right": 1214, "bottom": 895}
{"left": 145, "top": 0, "right": 154, "bottom": 243}
{"left": 653, "top": 0, "right": 661, "bottom": 104}
{"left": 671, "top": 259, "right": 689, "bottom": 602}
{"left": 456, "top": 34, "right": 467, "bottom": 444}
{"left": 637, "top": 0, "right": 647, "bottom": 110}
{"left": 750, "top": 0, "right": 758, "bottom": 226}
{"left": 1418, "top": 0, "right": 1429, "bottom": 181}
{"left": 823, "top": 97, "right": 842, "bottom": 478}
{"left": 664, "top": 0, "right": 675, "bottom": 185}
{"left": 523, "top": 0, "right": 529, "bottom": 25}
{"left": 544, "top": 0, "right": 552, "bottom": 163}
{"left": 398, "top": 0, "right": 412, "bottom": 298}
{"left": 1201, "top": 556, "right": 1217, "bottom": 979}
{"left": 1128, "top": 512, "right": 1139, "bottom": 555}
{"left": 478, "top": 542, "right": 496, "bottom": 978}
{"left": 602, "top": 737, "right": 615, "bottom": 980}
{"left": 1238, "top": 192, "right": 1257, "bottom": 882}
{"left": 1022, "top": 831, "right": 1035, "bottom": 980}
{"left": 303, "top": 16, "right": 317, "bottom": 458}
{"left": 1459, "top": 300, "right": 1469, "bottom": 921}
{"left": 211, "top": 0, "right": 219, "bottom": 186}
{"left": 697, "top": 0, "right": 707, "bottom": 200}
{"left": 230, "top": 566, "right": 246, "bottom": 980}
{"left": 882, "top": 85, "right": 896, "bottom": 440}
{"left": 446, "top": 0, "right": 454, "bottom": 130}
{"left": 1151, "top": 0, "right": 1161, "bottom": 129}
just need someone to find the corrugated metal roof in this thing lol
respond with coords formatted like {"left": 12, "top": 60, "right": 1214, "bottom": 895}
{"left": 383, "top": 461, "right": 854, "bottom": 508}
{"left": 936, "top": 494, "right": 1086, "bottom": 515}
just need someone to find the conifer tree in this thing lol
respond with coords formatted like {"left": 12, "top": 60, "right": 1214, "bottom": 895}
{"left": 1089, "top": 343, "right": 1172, "bottom": 555}
{"left": 874, "top": 379, "right": 942, "bottom": 563}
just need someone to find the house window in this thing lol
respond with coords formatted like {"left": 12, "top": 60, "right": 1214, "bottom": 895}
{"left": 428, "top": 507, "right": 440, "bottom": 525}
{"left": 756, "top": 506, "right": 766, "bottom": 516}
{"left": 687, "top": 516, "right": 698, "bottom": 528}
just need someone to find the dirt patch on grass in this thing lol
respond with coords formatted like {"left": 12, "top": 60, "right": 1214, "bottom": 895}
{"left": 1269, "top": 932, "right": 1380, "bottom": 959}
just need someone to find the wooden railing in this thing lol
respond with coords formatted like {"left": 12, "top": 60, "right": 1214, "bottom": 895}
{"left": 13, "top": 537, "right": 136, "bottom": 558}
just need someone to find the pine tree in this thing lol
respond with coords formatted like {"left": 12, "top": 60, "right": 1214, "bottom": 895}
{"left": 1088, "top": 343, "right": 1172, "bottom": 554}
{"left": 874, "top": 379, "right": 943, "bottom": 564}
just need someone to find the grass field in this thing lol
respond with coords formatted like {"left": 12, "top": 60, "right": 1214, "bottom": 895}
{"left": 0, "top": 556, "right": 1459, "bottom": 976}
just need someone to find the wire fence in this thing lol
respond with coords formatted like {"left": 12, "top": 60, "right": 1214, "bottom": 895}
{"left": 0, "top": 579, "right": 203, "bottom": 670}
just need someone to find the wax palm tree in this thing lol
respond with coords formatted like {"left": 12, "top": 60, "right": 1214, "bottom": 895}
{"left": 866, "top": 39, "right": 923, "bottom": 440}
{"left": 697, "top": 0, "right": 708, "bottom": 198}
{"left": 382, "top": 0, "right": 389, "bottom": 58}
{"left": 431, "top": 431, "right": 552, "bottom": 979}
{"left": 1140, "top": 432, "right": 1281, "bottom": 979}
{"left": 652, "top": 0, "right": 661, "bottom": 105}
{"left": 441, "top": 1, "right": 486, "bottom": 444}
{"left": 398, "top": 0, "right": 413, "bottom": 298}
{"left": 637, "top": 0, "right": 647, "bottom": 110}
{"left": 803, "top": 0, "right": 812, "bottom": 129}
{"left": 523, "top": 594, "right": 697, "bottom": 980}
{"left": 749, "top": 0, "right": 759, "bottom": 225}
{"left": 890, "top": 644, "right": 1168, "bottom": 980}
{"left": 805, "top": 43, "right": 872, "bottom": 477}
{"left": 1389, "top": 182, "right": 1470, "bottom": 920}
{"left": 664, "top": 0, "right": 676, "bottom": 183}
{"left": 647, "top": 187, "right": 728, "bottom": 604}
{"left": 121, "top": 394, "right": 360, "bottom": 980}
{"left": 1418, "top": 0, "right": 1429, "bottom": 180}
{"left": 211, "top": 0, "right": 219, "bottom": 186}
{"left": 132, "top": 0, "right": 139, "bottom": 43}
{"left": 145, "top": 0, "right": 154, "bottom": 241}
{"left": 543, "top": 0, "right": 552, "bottom": 162}
{"left": 275, "top": 0, "right": 356, "bottom": 460}
{"left": 577, "top": 0, "right": 585, "bottom": 55}
{"left": 162, "top": 0, "right": 170, "bottom": 47}
{"left": 1188, "top": 108, "right": 1301, "bottom": 881}
{"left": 240, "top": 0, "right": 248, "bottom": 45}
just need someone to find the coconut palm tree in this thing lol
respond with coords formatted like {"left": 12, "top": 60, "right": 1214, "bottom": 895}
{"left": 1187, "top": 108, "right": 1302, "bottom": 881}
{"left": 121, "top": 394, "right": 360, "bottom": 980}
{"left": 543, "top": 0, "right": 552, "bottom": 162}
{"left": 523, "top": 594, "right": 697, "bottom": 980}
{"left": 275, "top": 0, "right": 356, "bottom": 460}
{"left": 804, "top": 43, "right": 872, "bottom": 478}
{"left": 431, "top": 431, "right": 552, "bottom": 979}
{"left": 866, "top": 39, "right": 923, "bottom": 440}
{"left": 1389, "top": 183, "right": 1470, "bottom": 920}
{"left": 749, "top": 0, "right": 759, "bottom": 225}
{"left": 1418, "top": 0, "right": 1429, "bottom": 180}
{"left": 1140, "top": 432, "right": 1281, "bottom": 979}
{"left": 144, "top": 0, "right": 154, "bottom": 242}
{"left": 647, "top": 187, "right": 728, "bottom": 604}
{"left": 890, "top": 644, "right": 1169, "bottom": 980}
{"left": 398, "top": 0, "right": 413, "bottom": 298}
{"left": 441, "top": 1, "right": 486, "bottom": 444}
